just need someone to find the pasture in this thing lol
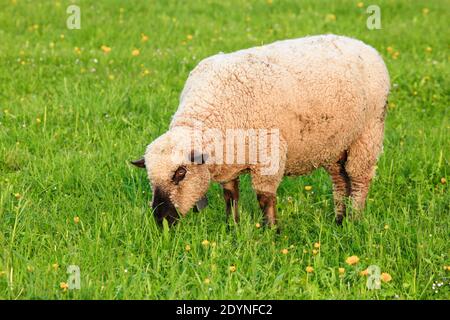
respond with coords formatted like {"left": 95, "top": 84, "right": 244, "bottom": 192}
{"left": 0, "top": 0, "right": 448, "bottom": 299}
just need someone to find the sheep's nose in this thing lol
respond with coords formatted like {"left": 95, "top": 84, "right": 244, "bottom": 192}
{"left": 151, "top": 188, "right": 179, "bottom": 226}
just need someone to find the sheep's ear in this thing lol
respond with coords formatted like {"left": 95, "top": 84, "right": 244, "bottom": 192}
{"left": 131, "top": 157, "right": 146, "bottom": 168}
{"left": 189, "top": 150, "right": 208, "bottom": 165}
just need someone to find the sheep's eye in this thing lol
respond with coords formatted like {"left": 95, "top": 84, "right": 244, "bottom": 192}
{"left": 172, "top": 167, "right": 187, "bottom": 184}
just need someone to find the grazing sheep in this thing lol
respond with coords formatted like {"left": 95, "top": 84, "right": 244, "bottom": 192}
{"left": 132, "top": 34, "right": 390, "bottom": 226}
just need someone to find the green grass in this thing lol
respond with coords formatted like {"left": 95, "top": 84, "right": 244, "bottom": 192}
{"left": 0, "top": 0, "right": 449, "bottom": 300}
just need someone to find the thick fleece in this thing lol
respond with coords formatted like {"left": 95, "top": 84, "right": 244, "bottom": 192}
{"left": 142, "top": 34, "right": 390, "bottom": 223}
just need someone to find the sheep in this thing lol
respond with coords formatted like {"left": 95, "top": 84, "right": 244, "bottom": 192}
{"left": 132, "top": 34, "right": 390, "bottom": 227}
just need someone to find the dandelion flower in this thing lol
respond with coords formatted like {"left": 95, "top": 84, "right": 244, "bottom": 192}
{"left": 360, "top": 268, "right": 369, "bottom": 276}
{"left": 132, "top": 49, "right": 140, "bottom": 56}
{"left": 338, "top": 267, "right": 345, "bottom": 275}
{"left": 312, "top": 249, "right": 318, "bottom": 255}
{"left": 255, "top": 223, "right": 261, "bottom": 229}
{"left": 281, "top": 248, "right": 289, "bottom": 255}
{"left": 384, "top": 224, "right": 389, "bottom": 230}
{"left": 304, "top": 185, "right": 312, "bottom": 191}
{"left": 201, "top": 239, "right": 209, "bottom": 246}
{"left": 306, "top": 266, "right": 314, "bottom": 273}
{"left": 440, "top": 177, "right": 446, "bottom": 184}
{"left": 14, "top": 193, "right": 21, "bottom": 199}
{"left": 314, "top": 242, "right": 320, "bottom": 249}
{"left": 60, "top": 282, "right": 69, "bottom": 291}
{"left": 386, "top": 46, "right": 394, "bottom": 53}
{"left": 325, "top": 14, "right": 336, "bottom": 22}
{"left": 186, "top": 34, "right": 193, "bottom": 40}
{"left": 229, "top": 265, "right": 237, "bottom": 272}
{"left": 204, "top": 278, "right": 211, "bottom": 284}
{"left": 425, "top": 47, "right": 432, "bottom": 53}
{"left": 381, "top": 272, "right": 392, "bottom": 282}
{"left": 36, "top": 118, "right": 41, "bottom": 124}
{"left": 101, "top": 45, "right": 111, "bottom": 54}
{"left": 345, "top": 255, "right": 360, "bottom": 265}
{"left": 422, "top": 8, "right": 429, "bottom": 15}
{"left": 357, "top": 2, "right": 364, "bottom": 8}
{"left": 73, "top": 216, "right": 80, "bottom": 224}
{"left": 141, "top": 33, "right": 149, "bottom": 42}
{"left": 52, "top": 263, "right": 59, "bottom": 271}
{"left": 185, "top": 244, "right": 191, "bottom": 252}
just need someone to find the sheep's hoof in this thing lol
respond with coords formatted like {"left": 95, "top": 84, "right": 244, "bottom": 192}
{"left": 335, "top": 215, "right": 344, "bottom": 226}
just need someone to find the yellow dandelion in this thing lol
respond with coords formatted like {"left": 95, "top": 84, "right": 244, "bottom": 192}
{"left": 52, "top": 263, "right": 59, "bottom": 271}
{"left": 36, "top": 118, "right": 41, "bottom": 124}
{"left": 325, "top": 14, "right": 336, "bottom": 22}
{"left": 186, "top": 34, "right": 193, "bottom": 41}
{"left": 73, "top": 216, "right": 80, "bottom": 224}
{"left": 142, "top": 69, "right": 150, "bottom": 76}
{"left": 141, "top": 33, "right": 149, "bottom": 42}
{"left": 211, "top": 241, "right": 217, "bottom": 248}
{"left": 304, "top": 185, "right": 312, "bottom": 191}
{"left": 281, "top": 248, "right": 289, "bottom": 255}
{"left": 357, "top": 2, "right": 364, "bottom": 8}
{"left": 60, "top": 282, "right": 69, "bottom": 291}
{"left": 266, "top": 0, "right": 273, "bottom": 5}
{"left": 425, "top": 47, "right": 432, "bottom": 53}
{"left": 132, "top": 49, "right": 140, "bottom": 56}
{"left": 303, "top": 249, "right": 308, "bottom": 254}
{"left": 108, "top": 74, "right": 115, "bottom": 80}
{"left": 229, "top": 265, "right": 236, "bottom": 272}
{"left": 338, "top": 267, "right": 345, "bottom": 275}
{"left": 185, "top": 244, "right": 191, "bottom": 252}
{"left": 201, "top": 239, "right": 209, "bottom": 246}
{"left": 384, "top": 224, "right": 389, "bottom": 230}
{"left": 306, "top": 266, "right": 314, "bottom": 273}
{"left": 422, "top": 8, "right": 429, "bottom": 15}
{"left": 74, "top": 47, "right": 81, "bottom": 55}
{"left": 101, "top": 45, "right": 111, "bottom": 54}
{"left": 314, "top": 242, "right": 320, "bottom": 249}
{"left": 312, "top": 249, "right": 319, "bottom": 255}
{"left": 386, "top": 46, "right": 394, "bottom": 53}
{"left": 441, "top": 177, "right": 447, "bottom": 184}
{"left": 204, "top": 278, "right": 211, "bottom": 284}
{"left": 360, "top": 268, "right": 369, "bottom": 276}
{"left": 14, "top": 193, "right": 21, "bottom": 199}
{"left": 345, "top": 255, "right": 360, "bottom": 265}
{"left": 255, "top": 222, "right": 261, "bottom": 229}
{"left": 381, "top": 272, "right": 392, "bottom": 282}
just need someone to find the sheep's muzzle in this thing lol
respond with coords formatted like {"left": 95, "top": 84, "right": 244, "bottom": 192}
{"left": 152, "top": 187, "right": 179, "bottom": 226}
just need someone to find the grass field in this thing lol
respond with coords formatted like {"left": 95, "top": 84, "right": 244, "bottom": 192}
{"left": 0, "top": 0, "right": 449, "bottom": 300}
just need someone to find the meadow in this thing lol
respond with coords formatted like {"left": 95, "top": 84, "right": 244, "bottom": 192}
{"left": 0, "top": 0, "right": 448, "bottom": 299}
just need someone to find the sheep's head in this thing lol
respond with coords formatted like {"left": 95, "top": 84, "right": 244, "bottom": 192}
{"left": 132, "top": 129, "right": 210, "bottom": 226}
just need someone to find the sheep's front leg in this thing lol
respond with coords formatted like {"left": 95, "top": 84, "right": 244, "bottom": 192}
{"left": 222, "top": 178, "right": 240, "bottom": 223}
{"left": 256, "top": 192, "right": 277, "bottom": 226}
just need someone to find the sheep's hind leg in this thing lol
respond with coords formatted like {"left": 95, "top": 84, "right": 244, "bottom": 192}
{"left": 222, "top": 178, "right": 240, "bottom": 223}
{"left": 325, "top": 151, "right": 352, "bottom": 225}
{"left": 345, "top": 120, "right": 385, "bottom": 220}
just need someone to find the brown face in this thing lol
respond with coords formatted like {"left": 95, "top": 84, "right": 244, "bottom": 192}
{"left": 132, "top": 142, "right": 210, "bottom": 226}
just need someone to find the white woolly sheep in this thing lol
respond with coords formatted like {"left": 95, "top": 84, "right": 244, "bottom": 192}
{"left": 132, "top": 34, "right": 390, "bottom": 226}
